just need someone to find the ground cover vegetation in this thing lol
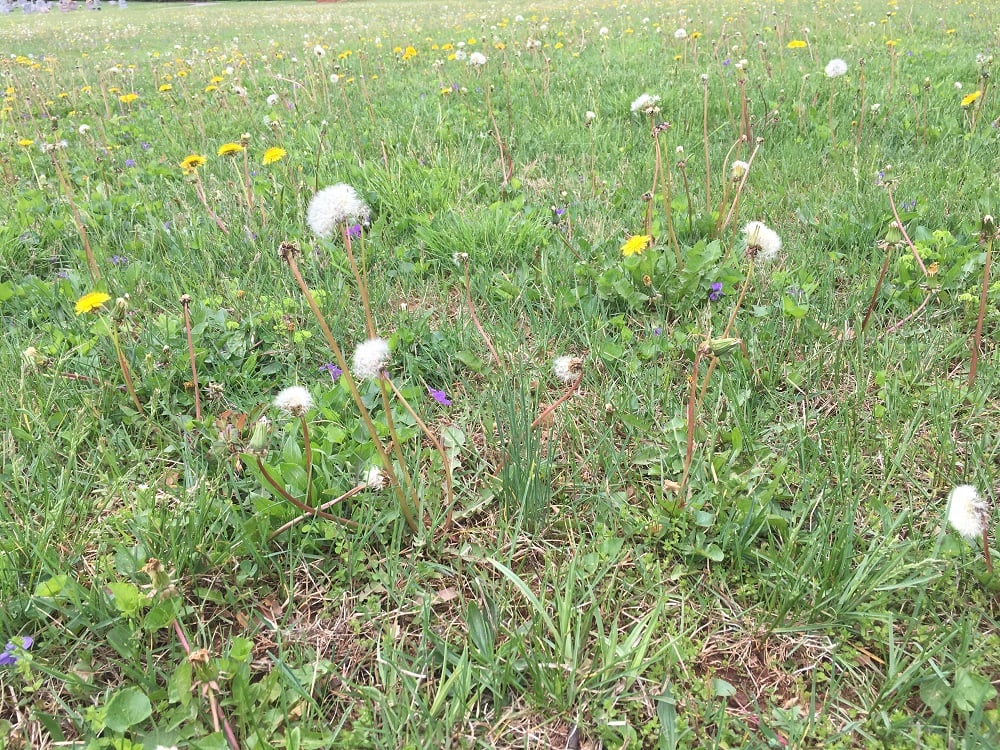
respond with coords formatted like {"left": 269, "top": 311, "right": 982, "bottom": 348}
{"left": 1, "top": 0, "right": 1000, "bottom": 746}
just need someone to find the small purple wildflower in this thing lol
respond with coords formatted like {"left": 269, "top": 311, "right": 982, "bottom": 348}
{"left": 110, "top": 255, "right": 128, "bottom": 266}
{"left": 709, "top": 282, "right": 724, "bottom": 301}
{"left": 428, "top": 387, "right": 452, "bottom": 406}
{"left": 140, "top": 142, "right": 150, "bottom": 151}
{"left": 319, "top": 363, "right": 343, "bottom": 380}
{"left": 347, "top": 224, "right": 363, "bottom": 239}
{"left": 124, "top": 158, "right": 136, "bottom": 168}
{"left": 0, "top": 636, "right": 33, "bottom": 666}
{"left": 722, "top": 58, "right": 731, "bottom": 66}
{"left": 653, "top": 326, "right": 663, "bottom": 336}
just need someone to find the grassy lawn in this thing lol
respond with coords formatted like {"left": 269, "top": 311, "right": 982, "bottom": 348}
{"left": 2, "top": 0, "right": 1000, "bottom": 747}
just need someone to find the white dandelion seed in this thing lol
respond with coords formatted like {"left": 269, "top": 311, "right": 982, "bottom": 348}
{"left": 352, "top": 337, "right": 391, "bottom": 380}
{"left": 947, "top": 485, "right": 989, "bottom": 541}
{"left": 274, "top": 385, "right": 314, "bottom": 417}
{"left": 307, "top": 184, "right": 371, "bottom": 239}
{"left": 825, "top": 58, "right": 848, "bottom": 78}
{"left": 630, "top": 93, "right": 661, "bottom": 116}
{"left": 553, "top": 355, "right": 582, "bottom": 384}
{"left": 743, "top": 221, "right": 782, "bottom": 262}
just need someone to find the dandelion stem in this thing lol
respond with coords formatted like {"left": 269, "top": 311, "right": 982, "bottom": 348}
{"left": 718, "top": 137, "right": 760, "bottom": 238}
{"left": 50, "top": 151, "right": 100, "bottom": 284}
{"left": 109, "top": 322, "right": 146, "bottom": 417}
{"left": 702, "top": 79, "right": 712, "bottom": 212}
{"left": 969, "top": 225, "right": 995, "bottom": 388}
{"left": 281, "top": 248, "right": 420, "bottom": 533}
{"left": 180, "top": 295, "right": 201, "bottom": 421}
{"left": 861, "top": 243, "right": 894, "bottom": 332}
{"left": 254, "top": 456, "right": 358, "bottom": 527}
{"left": 461, "top": 256, "right": 501, "bottom": 366}
{"left": 267, "top": 483, "right": 365, "bottom": 541}
{"left": 531, "top": 372, "right": 582, "bottom": 429}
{"left": 385, "top": 377, "right": 455, "bottom": 529}
{"left": 678, "top": 345, "right": 704, "bottom": 506}
{"left": 885, "top": 187, "right": 928, "bottom": 276}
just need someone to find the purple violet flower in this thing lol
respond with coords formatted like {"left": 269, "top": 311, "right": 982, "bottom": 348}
{"left": 0, "top": 636, "right": 33, "bottom": 666}
{"left": 709, "top": 282, "right": 724, "bottom": 302}
{"left": 319, "top": 363, "right": 343, "bottom": 380}
{"left": 124, "top": 158, "right": 136, "bottom": 168}
{"left": 110, "top": 255, "right": 128, "bottom": 266}
{"left": 428, "top": 387, "right": 452, "bottom": 406}
{"left": 347, "top": 224, "right": 363, "bottom": 239}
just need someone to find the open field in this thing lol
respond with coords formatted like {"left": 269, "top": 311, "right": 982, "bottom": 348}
{"left": 2, "top": 0, "right": 1000, "bottom": 747}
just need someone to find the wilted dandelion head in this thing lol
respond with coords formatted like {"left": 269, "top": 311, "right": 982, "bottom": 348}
{"left": 274, "top": 385, "right": 314, "bottom": 417}
{"left": 553, "top": 355, "right": 583, "bottom": 384}
{"left": 306, "top": 184, "right": 371, "bottom": 239}
{"left": 825, "top": 58, "right": 848, "bottom": 78}
{"left": 362, "top": 466, "right": 388, "bottom": 490}
{"left": 730, "top": 160, "right": 750, "bottom": 181}
{"left": 352, "top": 337, "right": 390, "bottom": 379}
{"left": 743, "top": 221, "right": 782, "bottom": 263}
{"left": 947, "top": 485, "right": 989, "bottom": 541}
{"left": 630, "top": 93, "right": 661, "bottom": 116}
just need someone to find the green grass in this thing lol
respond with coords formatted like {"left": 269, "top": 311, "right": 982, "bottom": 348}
{"left": 2, "top": 0, "right": 1000, "bottom": 747}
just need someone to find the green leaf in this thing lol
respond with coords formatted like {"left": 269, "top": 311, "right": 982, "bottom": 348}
{"left": 34, "top": 574, "right": 70, "bottom": 598}
{"left": 168, "top": 661, "right": 192, "bottom": 707}
{"left": 455, "top": 350, "right": 484, "bottom": 372}
{"left": 108, "top": 582, "right": 143, "bottom": 617}
{"left": 953, "top": 668, "right": 997, "bottom": 712}
{"left": 712, "top": 677, "right": 737, "bottom": 697}
{"left": 143, "top": 599, "right": 181, "bottom": 632}
{"left": 104, "top": 687, "right": 152, "bottom": 732}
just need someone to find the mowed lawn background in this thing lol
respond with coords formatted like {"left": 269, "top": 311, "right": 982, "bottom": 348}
{"left": 2, "top": 0, "right": 1000, "bottom": 747}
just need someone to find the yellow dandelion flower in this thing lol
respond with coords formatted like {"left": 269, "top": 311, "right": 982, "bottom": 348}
{"left": 787, "top": 39, "right": 807, "bottom": 49}
{"left": 205, "top": 85, "right": 218, "bottom": 92}
{"left": 75, "top": 291, "right": 111, "bottom": 315}
{"left": 18, "top": 138, "right": 34, "bottom": 147}
{"left": 262, "top": 146, "right": 286, "bottom": 165}
{"left": 158, "top": 83, "right": 173, "bottom": 92}
{"left": 961, "top": 90, "right": 982, "bottom": 107}
{"left": 217, "top": 142, "right": 244, "bottom": 156}
{"left": 180, "top": 154, "right": 207, "bottom": 172}
{"left": 402, "top": 46, "right": 418, "bottom": 61}
{"left": 621, "top": 235, "right": 652, "bottom": 257}
{"left": 119, "top": 93, "right": 138, "bottom": 104}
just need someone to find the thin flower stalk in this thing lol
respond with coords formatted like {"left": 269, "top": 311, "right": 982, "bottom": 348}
{"left": 651, "top": 124, "right": 682, "bottom": 266}
{"left": 969, "top": 215, "right": 996, "bottom": 387}
{"left": 280, "top": 246, "right": 420, "bottom": 533}
{"left": 531, "top": 371, "right": 583, "bottom": 429}
{"left": 702, "top": 76, "right": 712, "bottom": 212}
{"left": 254, "top": 455, "right": 357, "bottom": 528}
{"left": 109, "top": 322, "right": 145, "bottom": 417}
{"left": 384, "top": 376, "right": 455, "bottom": 528}
{"left": 484, "top": 81, "right": 514, "bottom": 188}
{"left": 861, "top": 241, "right": 895, "bottom": 332}
{"left": 459, "top": 254, "right": 501, "bottom": 366}
{"left": 714, "top": 135, "right": 747, "bottom": 240}
{"left": 190, "top": 171, "right": 230, "bottom": 235}
{"left": 885, "top": 186, "right": 928, "bottom": 276}
{"left": 718, "top": 136, "right": 761, "bottom": 240}
{"left": 267, "top": 483, "right": 366, "bottom": 540}
{"left": 49, "top": 150, "right": 100, "bottom": 283}
{"left": 180, "top": 295, "right": 202, "bottom": 421}
{"left": 678, "top": 342, "right": 705, "bottom": 504}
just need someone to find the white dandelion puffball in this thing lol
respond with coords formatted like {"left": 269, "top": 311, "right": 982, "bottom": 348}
{"left": 313, "top": 45, "right": 325, "bottom": 58}
{"left": 730, "top": 160, "right": 750, "bottom": 180}
{"left": 362, "top": 466, "right": 387, "bottom": 490}
{"left": 825, "top": 58, "right": 848, "bottom": 78}
{"left": 266, "top": 93, "right": 279, "bottom": 106}
{"left": 674, "top": 28, "right": 688, "bottom": 40}
{"left": 469, "top": 51, "right": 487, "bottom": 66}
{"left": 274, "top": 385, "right": 314, "bottom": 417}
{"left": 630, "top": 93, "right": 661, "bottom": 116}
{"left": 585, "top": 110, "right": 597, "bottom": 124}
{"left": 352, "top": 337, "right": 391, "bottom": 380}
{"left": 307, "top": 184, "right": 371, "bottom": 239}
{"left": 553, "top": 355, "right": 582, "bottom": 384}
{"left": 948, "top": 485, "right": 988, "bottom": 541}
{"left": 743, "top": 221, "right": 782, "bottom": 262}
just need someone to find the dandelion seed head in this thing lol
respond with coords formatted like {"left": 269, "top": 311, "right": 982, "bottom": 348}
{"left": 743, "top": 220, "right": 782, "bottom": 262}
{"left": 352, "top": 337, "right": 390, "bottom": 380}
{"left": 948, "top": 485, "right": 989, "bottom": 541}
{"left": 630, "top": 93, "right": 661, "bottom": 116}
{"left": 825, "top": 58, "right": 848, "bottom": 78}
{"left": 553, "top": 355, "right": 583, "bottom": 384}
{"left": 307, "top": 184, "right": 371, "bottom": 239}
{"left": 274, "top": 385, "right": 314, "bottom": 417}
{"left": 362, "top": 466, "right": 387, "bottom": 490}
